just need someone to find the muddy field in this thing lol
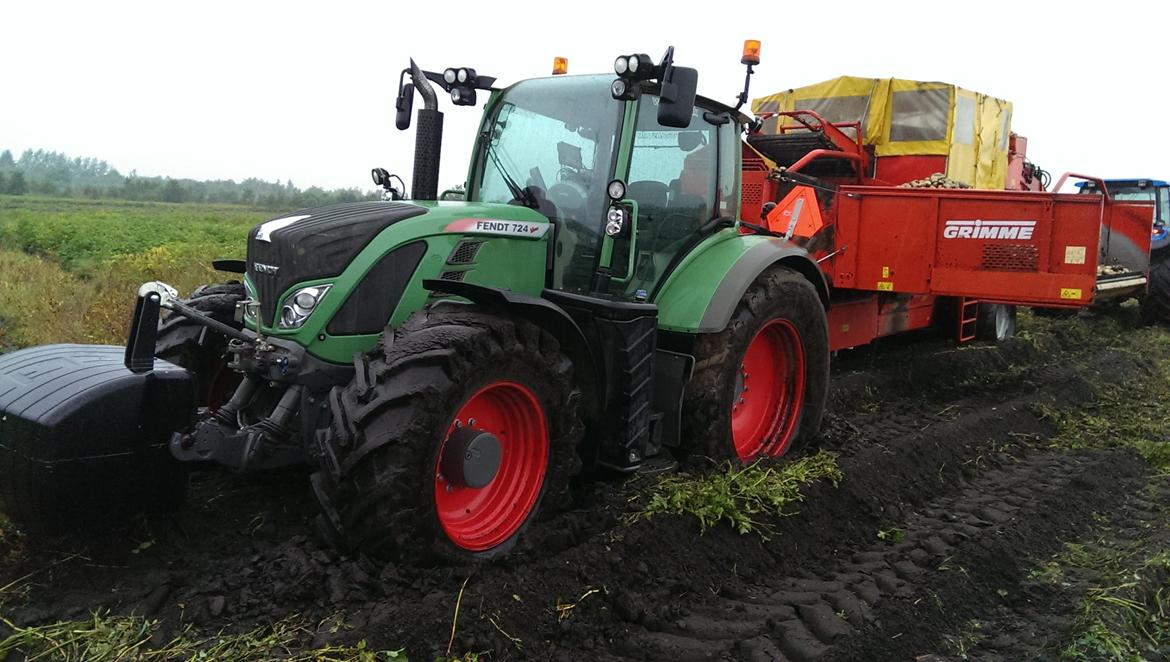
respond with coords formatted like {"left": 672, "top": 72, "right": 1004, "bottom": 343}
{"left": 2, "top": 308, "right": 1169, "bottom": 661}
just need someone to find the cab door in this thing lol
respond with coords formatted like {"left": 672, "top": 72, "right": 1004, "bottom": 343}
{"left": 608, "top": 97, "right": 739, "bottom": 301}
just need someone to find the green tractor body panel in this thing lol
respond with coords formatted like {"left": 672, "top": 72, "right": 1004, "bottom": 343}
{"left": 654, "top": 229, "right": 823, "bottom": 333}
{"left": 247, "top": 201, "right": 550, "bottom": 365}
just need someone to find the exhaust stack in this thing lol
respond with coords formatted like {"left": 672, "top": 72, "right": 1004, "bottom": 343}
{"left": 409, "top": 58, "right": 442, "bottom": 201}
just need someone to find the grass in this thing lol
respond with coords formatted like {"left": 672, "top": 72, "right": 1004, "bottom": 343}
{"left": 1060, "top": 552, "right": 1170, "bottom": 660}
{"left": 1021, "top": 497, "right": 1170, "bottom": 659}
{"left": 0, "top": 196, "right": 269, "bottom": 347}
{"left": 1038, "top": 375, "right": 1170, "bottom": 474}
{"left": 0, "top": 196, "right": 264, "bottom": 269}
{"left": 1021, "top": 309, "right": 1170, "bottom": 474}
{"left": 629, "top": 450, "right": 843, "bottom": 537}
{"left": 944, "top": 619, "right": 987, "bottom": 658}
{"left": 0, "top": 611, "right": 405, "bottom": 661}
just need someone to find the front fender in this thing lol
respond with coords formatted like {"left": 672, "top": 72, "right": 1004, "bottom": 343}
{"left": 655, "top": 230, "right": 828, "bottom": 333}
{"left": 422, "top": 279, "right": 604, "bottom": 417}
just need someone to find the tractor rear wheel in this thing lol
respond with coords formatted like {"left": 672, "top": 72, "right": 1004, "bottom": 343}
{"left": 155, "top": 282, "right": 245, "bottom": 410}
{"left": 682, "top": 266, "right": 829, "bottom": 463}
{"left": 312, "top": 305, "right": 584, "bottom": 563}
{"left": 1141, "top": 258, "right": 1170, "bottom": 325}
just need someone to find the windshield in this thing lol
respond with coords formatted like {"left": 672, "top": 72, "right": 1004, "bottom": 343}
{"left": 470, "top": 75, "right": 623, "bottom": 293}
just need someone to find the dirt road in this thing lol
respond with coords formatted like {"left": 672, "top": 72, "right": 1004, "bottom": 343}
{"left": 2, "top": 309, "right": 1168, "bottom": 661}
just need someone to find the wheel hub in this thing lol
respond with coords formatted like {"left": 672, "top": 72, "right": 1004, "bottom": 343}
{"left": 440, "top": 426, "right": 502, "bottom": 489}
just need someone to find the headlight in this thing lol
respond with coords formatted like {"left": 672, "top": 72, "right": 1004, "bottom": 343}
{"left": 605, "top": 206, "right": 626, "bottom": 236}
{"left": 278, "top": 284, "right": 331, "bottom": 330}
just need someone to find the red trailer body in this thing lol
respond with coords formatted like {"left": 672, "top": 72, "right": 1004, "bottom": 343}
{"left": 740, "top": 112, "right": 1154, "bottom": 352}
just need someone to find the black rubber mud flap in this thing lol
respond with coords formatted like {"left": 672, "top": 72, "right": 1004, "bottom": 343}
{"left": 0, "top": 344, "right": 194, "bottom": 533}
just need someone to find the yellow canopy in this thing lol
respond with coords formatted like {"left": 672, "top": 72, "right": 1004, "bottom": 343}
{"left": 753, "top": 76, "right": 1012, "bottom": 189}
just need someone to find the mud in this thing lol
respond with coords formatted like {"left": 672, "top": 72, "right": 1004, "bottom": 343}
{"left": 2, "top": 310, "right": 1168, "bottom": 660}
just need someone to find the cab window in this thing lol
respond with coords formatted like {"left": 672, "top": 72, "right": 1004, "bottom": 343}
{"left": 617, "top": 98, "right": 726, "bottom": 298}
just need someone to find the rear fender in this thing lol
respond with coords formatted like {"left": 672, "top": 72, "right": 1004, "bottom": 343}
{"left": 655, "top": 231, "right": 829, "bottom": 333}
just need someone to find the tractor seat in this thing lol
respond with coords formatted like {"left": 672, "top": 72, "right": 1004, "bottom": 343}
{"left": 627, "top": 181, "right": 670, "bottom": 221}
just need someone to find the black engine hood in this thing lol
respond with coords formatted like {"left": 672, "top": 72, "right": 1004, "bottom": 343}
{"left": 246, "top": 201, "right": 427, "bottom": 326}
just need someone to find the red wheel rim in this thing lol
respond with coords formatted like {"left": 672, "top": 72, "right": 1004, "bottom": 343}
{"left": 731, "top": 319, "right": 806, "bottom": 461}
{"left": 434, "top": 381, "right": 549, "bottom": 552}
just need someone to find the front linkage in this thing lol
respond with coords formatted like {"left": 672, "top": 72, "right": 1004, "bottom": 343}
{"left": 131, "top": 282, "right": 349, "bottom": 474}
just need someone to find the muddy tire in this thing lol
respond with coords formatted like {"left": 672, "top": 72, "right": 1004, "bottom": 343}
{"left": 1141, "top": 258, "right": 1170, "bottom": 325}
{"left": 155, "top": 282, "right": 245, "bottom": 408}
{"left": 682, "top": 266, "right": 829, "bottom": 463}
{"left": 312, "top": 305, "right": 584, "bottom": 563}
{"left": 976, "top": 303, "right": 1017, "bottom": 342}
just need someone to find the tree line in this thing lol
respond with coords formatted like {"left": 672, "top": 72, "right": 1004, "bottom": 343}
{"left": 0, "top": 148, "right": 379, "bottom": 208}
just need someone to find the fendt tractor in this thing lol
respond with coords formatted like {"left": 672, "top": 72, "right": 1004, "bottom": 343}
{"left": 0, "top": 42, "right": 1156, "bottom": 562}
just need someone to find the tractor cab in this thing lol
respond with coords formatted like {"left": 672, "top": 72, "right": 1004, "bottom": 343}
{"left": 1077, "top": 179, "right": 1170, "bottom": 254}
{"left": 465, "top": 73, "right": 742, "bottom": 302}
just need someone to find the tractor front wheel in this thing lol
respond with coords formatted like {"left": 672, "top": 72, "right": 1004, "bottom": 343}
{"left": 682, "top": 266, "right": 829, "bottom": 463}
{"left": 313, "top": 305, "right": 584, "bottom": 563}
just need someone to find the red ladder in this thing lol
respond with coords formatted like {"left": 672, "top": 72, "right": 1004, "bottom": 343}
{"left": 958, "top": 298, "right": 979, "bottom": 342}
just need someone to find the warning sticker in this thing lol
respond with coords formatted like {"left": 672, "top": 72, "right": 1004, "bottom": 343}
{"left": 1060, "top": 288, "right": 1083, "bottom": 300}
{"left": 1064, "top": 246, "right": 1087, "bottom": 265}
{"left": 876, "top": 281, "right": 894, "bottom": 291}
{"left": 444, "top": 217, "right": 550, "bottom": 239}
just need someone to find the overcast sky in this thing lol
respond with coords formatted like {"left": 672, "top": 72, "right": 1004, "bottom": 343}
{"left": 3, "top": 1, "right": 1167, "bottom": 194}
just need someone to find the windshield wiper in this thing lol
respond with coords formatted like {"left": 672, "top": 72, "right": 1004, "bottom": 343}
{"left": 485, "top": 143, "right": 538, "bottom": 209}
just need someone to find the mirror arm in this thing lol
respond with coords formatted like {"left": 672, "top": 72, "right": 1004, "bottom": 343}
{"left": 734, "top": 63, "right": 755, "bottom": 112}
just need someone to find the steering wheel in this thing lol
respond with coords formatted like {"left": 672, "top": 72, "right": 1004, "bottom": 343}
{"left": 546, "top": 180, "right": 588, "bottom": 216}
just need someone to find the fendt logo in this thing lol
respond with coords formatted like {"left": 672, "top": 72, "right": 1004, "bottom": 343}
{"left": 253, "top": 262, "right": 280, "bottom": 275}
{"left": 943, "top": 219, "right": 1036, "bottom": 240}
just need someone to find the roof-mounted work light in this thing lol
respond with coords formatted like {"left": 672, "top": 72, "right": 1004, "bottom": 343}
{"left": 611, "top": 52, "right": 654, "bottom": 100}
{"left": 441, "top": 67, "right": 480, "bottom": 106}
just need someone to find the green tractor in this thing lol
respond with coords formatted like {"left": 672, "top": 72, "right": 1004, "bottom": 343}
{"left": 0, "top": 46, "right": 829, "bottom": 561}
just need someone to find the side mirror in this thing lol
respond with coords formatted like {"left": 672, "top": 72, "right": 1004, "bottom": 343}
{"left": 395, "top": 83, "right": 415, "bottom": 130}
{"left": 657, "top": 66, "right": 698, "bottom": 129}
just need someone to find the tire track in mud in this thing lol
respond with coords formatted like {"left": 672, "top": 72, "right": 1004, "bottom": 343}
{"left": 608, "top": 448, "right": 1147, "bottom": 662}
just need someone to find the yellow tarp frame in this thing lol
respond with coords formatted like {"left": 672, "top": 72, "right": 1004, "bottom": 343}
{"left": 753, "top": 76, "right": 1012, "bottom": 189}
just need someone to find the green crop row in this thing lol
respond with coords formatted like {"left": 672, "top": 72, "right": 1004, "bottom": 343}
{"left": 0, "top": 196, "right": 272, "bottom": 347}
